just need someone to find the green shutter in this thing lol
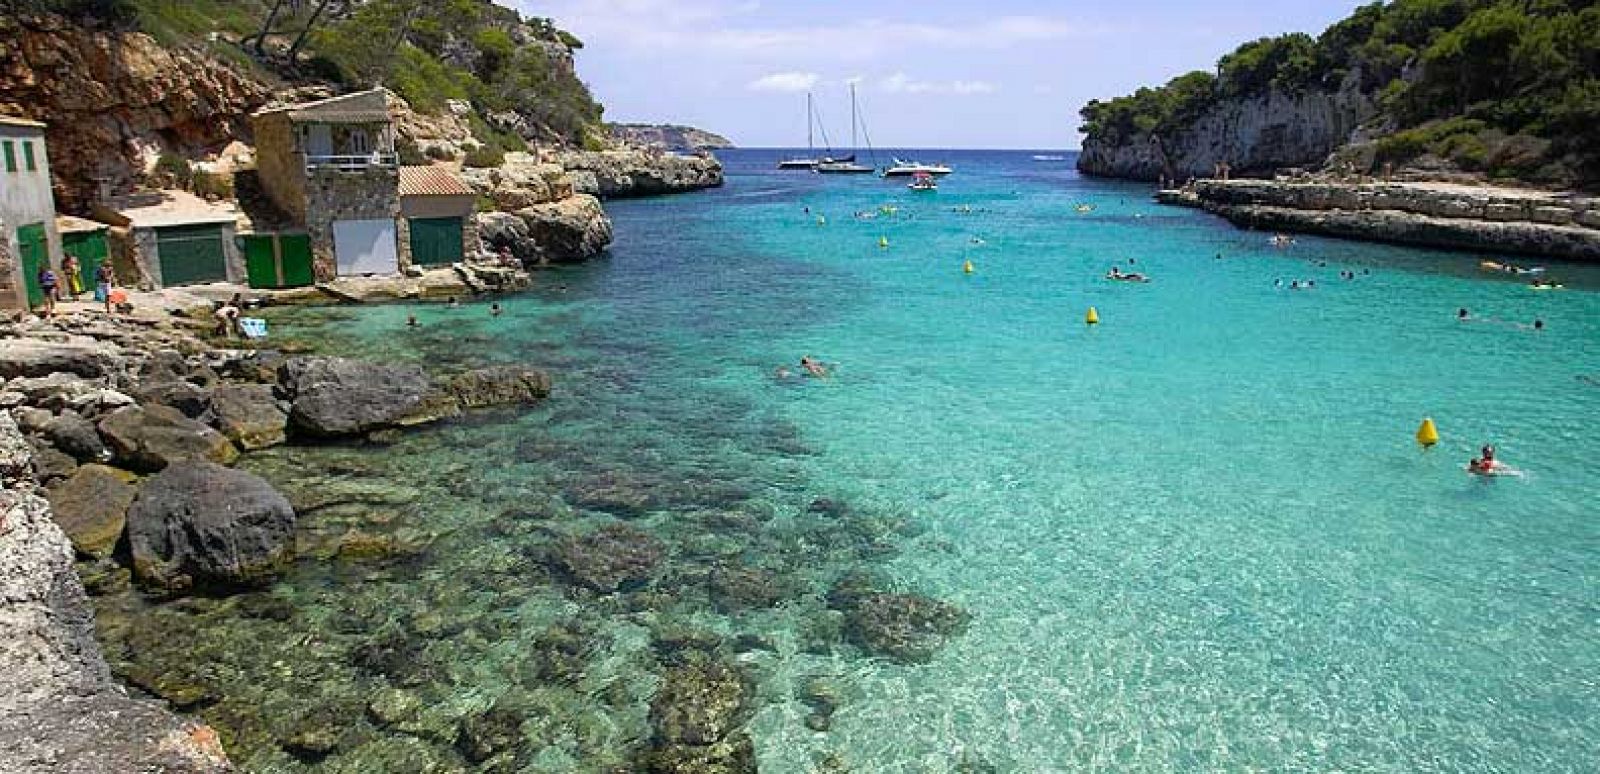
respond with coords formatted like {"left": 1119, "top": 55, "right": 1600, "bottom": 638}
{"left": 62, "top": 231, "right": 109, "bottom": 291}
{"left": 22, "top": 141, "right": 35, "bottom": 171}
{"left": 156, "top": 224, "right": 228, "bottom": 286}
{"left": 2, "top": 141, "right": 13, "bottom": 173}
{"left": 409, "top": 217, "right": 464, "bottom": 266}
{"left": 241, "top": 235, "right": 278, "bottom": 288}
{"left": 279, "top": 234, "right": 314, "bottom": 287}
{"left": 18, "top": 223, "right": 48, "bottom": 307}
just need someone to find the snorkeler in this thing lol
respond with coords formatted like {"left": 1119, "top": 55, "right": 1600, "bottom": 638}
{"left": 800, "top": 356, "right": 830, "bottom": 378}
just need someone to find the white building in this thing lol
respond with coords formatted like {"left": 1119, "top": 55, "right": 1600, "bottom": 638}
{"left": 0, "top": 116, "right": 62, "bottom": 311}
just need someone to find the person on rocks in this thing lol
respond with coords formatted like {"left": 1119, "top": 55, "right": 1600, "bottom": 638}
{"left": 213, "top": 299, "right": 241, "bottom": 338}
{"left": 94, "top": 262, "right": 116, "bottom": 314}
{"left": 36, "top": 265, "right": 58, "bottom": 317}
{"left": 61, "top": 254, "right": 82, "bottom": 299}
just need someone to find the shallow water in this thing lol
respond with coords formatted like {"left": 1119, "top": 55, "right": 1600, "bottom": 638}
{"left": 94, "top": 150, "right": 1599, "bottom": 772}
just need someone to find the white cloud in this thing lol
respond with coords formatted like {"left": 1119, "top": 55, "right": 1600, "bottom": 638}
{"left": 879, "top": 73, "right": 998, "bottom": 96}
{"left": 748, "top": 71, "right": 820, "bottom": 92}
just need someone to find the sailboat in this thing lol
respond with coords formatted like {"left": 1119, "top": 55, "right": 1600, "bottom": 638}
{"left": 778, "top": 93, "right": 822, "bottom": 170}
{"left": 816, "top": 84, "right": 876, "bottom": 175}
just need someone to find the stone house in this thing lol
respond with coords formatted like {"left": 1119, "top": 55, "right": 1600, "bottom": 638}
{"left": 93, "top": 190, "right": 244, "bottom": 289}
{"left": 251, "top": 89, "right": 409, "bottom": 280}
{"left": 0, "top": 116, "right": 62, "bottom": 311}
{"left": 399, "top": 166, "right": 477, "bottom": 266}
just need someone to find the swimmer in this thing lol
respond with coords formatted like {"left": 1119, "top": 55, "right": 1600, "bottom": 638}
{"left": 406, "top": 313, "right": 419, "bottom": 328}
{"left": 800, "top": 356, "right": 830, "bottom": 379}
{"left": 1534, "top": 318, "right": 1544, "bottom": 331}
{"left": 774, "top": 366, "right": 794, "bottom": 380}
{"left": 1457, "top": 308, "right": 1469, "bottom": 321}
{"left": 448, "top": 296, "right": 460, "bottom": 308}
{"left": 1290, "top": 280, "right": 1301, "bottom": 290}
{"left": 1274, "top": 278, "right": 1283, "bottom": 288}
{"left": 491, "top": 302, "right": 503, "bottom": 317}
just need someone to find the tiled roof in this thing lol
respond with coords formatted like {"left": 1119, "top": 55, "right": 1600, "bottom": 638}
{"left": 0, "top": 115, "right": 46, "bottom": 128}
{"left": 399, "top": 166, "right": 472, "bottom": 197}
{"left": 255, "top": 88, "right": 391, "bottom": 124}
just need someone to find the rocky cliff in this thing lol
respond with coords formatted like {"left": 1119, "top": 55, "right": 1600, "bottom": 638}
{"left": 1162, "top": 179, "right": 1600, "bottom": 261}
{"left": 0, "top": 14, "right": 272, "bottom": 211}
{"left": 609, "top": 123, "right": 734, "bottom": 151}
{"left": 1078, "top": 71, "right": 1377, "bottom": 182}
{"left": 0, "top": 413, "right": 232, "bottom": 773}
{"left": 557, "top": 149, "right": 724, "bottom": 199}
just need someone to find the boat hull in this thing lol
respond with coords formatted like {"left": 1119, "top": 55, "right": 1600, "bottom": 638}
{"left": 816, "top": 164, "right": 876, "bottom": 174}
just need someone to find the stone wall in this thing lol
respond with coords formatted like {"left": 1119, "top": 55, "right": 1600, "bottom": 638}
{"left": 303, "top": 167, "right": 403, "bottom": 281}
{"left": 249, "top": 113, "right": 307, "bottom": 224}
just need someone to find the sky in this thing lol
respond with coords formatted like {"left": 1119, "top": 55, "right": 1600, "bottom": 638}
{"left": 518, "top": 1, "right": 1367, "bottom": 150}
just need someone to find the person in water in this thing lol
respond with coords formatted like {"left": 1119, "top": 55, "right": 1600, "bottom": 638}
{"left": 1468, "top": 445, "right": 1514, "bottom": 476}
{"left": 448, "top": 296, "right": 460, "bottom": 308}
{"left": 406, "top": 313, "right": 420, "bottom": 328}
{"left": 1457, "top": 308, "right": 1469, "bottom": 321}
{"left": 491, "top": 302, "right": 503, "bottom": 317}
{"left": 800, "top": 356, "right": 829, "bottom": 378}
{"left": 1534, "top": 318, "right": 1544, "bottom": 331}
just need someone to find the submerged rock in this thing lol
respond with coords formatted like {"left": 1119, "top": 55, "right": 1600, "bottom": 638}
{"left": 645, "top": 659, "right": 756, "bottom": 773}
{"left": 46, "top": 464, "right": 138, "bottom": 558}
{"left": 455, "top": 699, "right": 524, "bottom": 763}
{"left": 125, "top": 461, "right": 296, "bottom": 592}
{"left": 97, "top": 404, "right": 238, "bottom": 473}
{"left": 708, "top": 564, "right": 792, "bottom": 612}
{"left": 843, "top": 592, "right": 971, "bottom": 664}
{"left": 551, "top": 523, "right": 665, "bottom": 592}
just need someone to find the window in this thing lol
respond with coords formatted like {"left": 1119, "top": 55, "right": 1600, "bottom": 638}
{"left": 2, "top": 141, "right": 13, "bottom": 173}
{"left": 22, "top": 141, "right": 35, "bottom": 172}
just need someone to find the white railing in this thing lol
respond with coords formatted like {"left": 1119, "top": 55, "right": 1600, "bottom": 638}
{"left": 305, "top": 153, "right": 398, "bottom": 172}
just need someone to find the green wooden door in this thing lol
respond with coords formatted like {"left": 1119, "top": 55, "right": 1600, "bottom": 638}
{"left": 156, "top": 224, "right": 227, "bottom": 286}
{"left": 409, "top": 217, "right": 464, "bottom": 266}
{"left": 241, "top": 234, "right": 277, "bottom": 288}
{"left": 62, "top": 231, "right": 109, "bottom": 293}
{"left": 18, "top": 223, "right": 48, "bottom": 307}
{"left": 280, "top": 234, "right": 314, "bottom": 287}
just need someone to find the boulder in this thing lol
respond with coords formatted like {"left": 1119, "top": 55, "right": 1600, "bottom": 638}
{"left": 551, "top": 523, "right": 665, "bottom": 592}
{"left": 131, "top": 380, "right": 214, "bottom": 419}
{"left": 0, "top": 338, "right": 118, "bottom": 379}
{"left": 208, "top": 384, "right": 288, "bottom": 450}
{"left": 280, "top": 356, "right": 458, "bottom": 438}
{"left": 46, "top": 464, "right": 138, "bottom": 558}
{"left": 512, "top": 194, "right": 613, "bottom": 263}
{"left": 98, "top": 405, "right": 238, "bottom": 473}
{"left": 9, "top": 371, "right": 103, "bottom": 410}
{"left": 447, "top": 365, "right": 552, "bottom": 409}
{"left": 126, "top": 461, "right": 296, "bottom": 591}
{"left": 14, "top": 405, "right": 53, "bottom": 433}
{"left": 29, "top": 439, "right": 79, "bottom": 484}
{"left": 42, "top": 411, "right": 108, "bottom": 462}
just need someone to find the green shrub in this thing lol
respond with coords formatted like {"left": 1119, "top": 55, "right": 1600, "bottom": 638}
{"left": 462, "top": 144, "right": 504, "bottom": 169}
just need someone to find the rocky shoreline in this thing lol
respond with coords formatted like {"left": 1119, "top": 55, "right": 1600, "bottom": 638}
{"left": 557, "top": 149, "right": 724, "bottom": 199}
{"left": 0, "top": 307, "right": 554, "bottom": 771}
{"left": 1156, "top": 179, "right": 1600, "bottom": 261}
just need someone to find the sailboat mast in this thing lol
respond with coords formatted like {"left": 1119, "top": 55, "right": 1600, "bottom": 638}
{"left": 851, "top": 83, "right": 858, "bottom": 150}
{"left": 807, "top": 92, "right": 814, "bottom": 153}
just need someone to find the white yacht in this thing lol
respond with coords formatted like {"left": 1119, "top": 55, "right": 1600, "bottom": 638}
{"left": 882, "top": 158, "right": 953, "bottom": 177}
{"left": 778, "top": 93, "right": 822, "bottom": 170}
{"left": 815, "top": 84, "right": 877, "bottom": 175}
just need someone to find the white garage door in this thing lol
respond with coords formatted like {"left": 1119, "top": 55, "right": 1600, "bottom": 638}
{"left": 332, "top": 219, "right": 399, "bottom": 276}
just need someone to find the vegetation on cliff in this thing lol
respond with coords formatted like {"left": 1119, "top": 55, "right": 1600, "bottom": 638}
{"left": 1080, "top": 0, "right": 1600, "bottom": 184}
{"left": 8, "top": 0, "right": 604, "bottom": 149}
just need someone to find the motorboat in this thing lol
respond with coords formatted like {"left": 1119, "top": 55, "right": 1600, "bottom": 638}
{"left": 882, "top": 158, "right": 953, "bottom": 177}
{"left": 908, "top": 172, "right": 937, "bottom": 191}
{"left": 1032, "top": 154, "right": 1067, "bottom": 161}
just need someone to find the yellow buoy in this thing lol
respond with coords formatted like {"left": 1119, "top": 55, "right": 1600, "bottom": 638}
{"left": 1416, "top": 417, "right": 1439, "bottom": 448}
{"left": 879, "top": 236, "right": 889, "bottom": 249}
{"left": 1086, "top": 306, "right": 1100, "bottom": 325}
{"left": 963, "top": 260, "right": 974, "bottom": 274}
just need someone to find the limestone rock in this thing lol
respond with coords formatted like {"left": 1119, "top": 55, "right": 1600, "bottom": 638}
{"left": 842, "top": 591, "right": 971, "bottom": 664}
{"left": 97, "top": 404, "right": 238, "bottom": 473}
{"left": 126, "top": 461, "right": 296, "bottom": 592}
{"left": 494, "top": 194, "right": 614, "bottom": 264}
{"left": 0, "top": 338, "right": 119, "bottom": 379}
{"left": 0, "top": 488, "right": 232, "bottom": 773}
{"left": 551, "top": 523, "right": 665, "bottom": 592}
{"left": 208, "top": 383, "right": 287, "bottom": 450}
{"left": 457, "top": 156, "right": 573, "bottom": 210}
{"left": 46, "top": 464, "right": 137, "bottom": 558}
{"left": 557, "top": 150, "right": 725, "bottom": 198}
{"left": 0, "top": 412, "right": 32, "bottom": 484}
{"left": 279, "top": 356, "right": 457, "bottom": 438}
{"left": 42, "top": 411, "right": 108, "bottom": 462}
{"left": 447, "top": 365, "right": 552, "bottom": 409}
{"left": 131, "top": 379, "right": 214, "bottom": 419}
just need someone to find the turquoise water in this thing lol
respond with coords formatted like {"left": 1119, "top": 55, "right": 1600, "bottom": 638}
{"left": 97, "top": 151, "right": 1599, "bottom": 771}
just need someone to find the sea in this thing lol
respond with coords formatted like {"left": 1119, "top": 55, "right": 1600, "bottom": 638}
{"left": 90, "top": 149, "right": 1600, "bottom": 772}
